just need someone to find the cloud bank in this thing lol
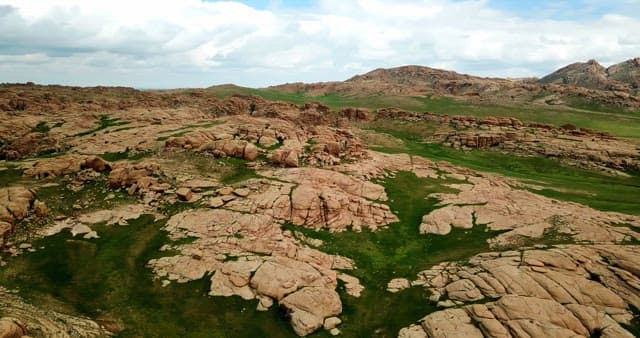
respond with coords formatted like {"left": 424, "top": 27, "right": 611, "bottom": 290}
{"left": 0, "top": 0, "right": 639, "bottom": 88}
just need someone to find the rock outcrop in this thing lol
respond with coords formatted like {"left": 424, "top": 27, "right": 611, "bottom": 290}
{"left": 24, "top": 155, "right": 111, "bottom": 178}
{"left": 0, "top": 287, "right": 109, "bottom": 337}
{"left": 224, "top": 168, "right": 397, "bottom": 232}
{"left": 0, "top": 186, "right": 47, "bottom": 249}
{"left": 420, "top": 174, "right": 640, "bottom": 246}
{"left": 397, "top": 245, "right": 640, "bottom": 338}
{"left": 280, "top": 286, "right": 342, "bottom": 336}
{"left": 148, "top": 208, "right": 360, "bottom": 336}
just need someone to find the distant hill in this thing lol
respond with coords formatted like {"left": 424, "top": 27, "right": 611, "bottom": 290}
{"left": 539, "top": 58, "right": 640, "bottom": 94}
{"left": 270, "top": 65, "right": 530, "bottom": 98}
{"left": 268, "top": 58, "right": 640, "bottom": 111}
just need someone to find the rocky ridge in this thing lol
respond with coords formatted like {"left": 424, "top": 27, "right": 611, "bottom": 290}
{"left": 270, "top": 59, "right": 640, "bottom": 110}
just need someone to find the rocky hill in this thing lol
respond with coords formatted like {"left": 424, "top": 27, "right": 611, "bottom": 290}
{"left": 539, "top": 58, "right": 640, "bottom": 94}
{"left": 270, "top": 58, "right": 640, "bottom": 111}
{"left": 271, "top": 65, "right": 529, "bottom": 97}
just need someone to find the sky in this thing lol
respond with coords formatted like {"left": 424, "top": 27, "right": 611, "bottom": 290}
{"left": 0, "top": 0, "right": 639, "bottom": 88}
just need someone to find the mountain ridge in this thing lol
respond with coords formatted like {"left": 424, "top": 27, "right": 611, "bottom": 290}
{"left": 267, "top": 57, "right": 640, "bottom": 110}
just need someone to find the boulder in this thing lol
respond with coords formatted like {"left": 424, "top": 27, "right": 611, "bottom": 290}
{"left": 250, "top": 257, "right": 329, "bottom": 300}
{"left": 280, "top": 287, "right": 342, "bottom": 337}
{"left": 323, "top": 317, "right": 341, "bottom": 330}
{"left": 33, "top": 200, "right": 49, "bottom": 218}
{"left": 387, "top": 278, "right": 410, "bottom": 293}
{"left": 285, "top": 150, "right": 299, "bottom": 167}
{"left": 420, "top": 308, "right": 483, "bottom": 338}
{"left": 0, "top": 187, "right": 34, "bottom": 224}
{"left": 0, "top": 317, "right": 27, "bottom": 338}
{"left": 207, "top": 197, "right": 225, "bottom": 208}
{"left": 270, "top": 149, "right": 299, "bottom": 167}
{"left": 243, "top": 143, "right": 259, "bottom": 161}
{"left": 0, "top": 222, "right": 12, "bottom": 248}
{"left": 398, "top": 324, "right": 428, "bottom": 338}
{"left": 233, "top": 188, "right": 250, "bottom": 197}
{"left": 258, "top": 136, "right": 278, "bottom": 147}
{"left": 176, "top": 188, "right": 193, "bottom": 202}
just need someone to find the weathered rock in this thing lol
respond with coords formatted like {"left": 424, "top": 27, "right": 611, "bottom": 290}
{"left": 256, "top": 295, "right": 274, "bottom": 311}
{"left": 0, "top": 222, "right": 11, "bottom": 248}
{"left": 0, "top": 187, "right": 34, "bottom": 224}
{"left": 387, "top": 278, "right": 410, "bottom": 293}
{"left": 24, "top": 155, "right": 110, "bottom": 178}
{"left": 421, "top": 308, "right": 483, "bottom": 338}
{"left": 209, "top": 260, "right": 262, "bottom": 300}
{"left": 280, "top": 287, "right": 342, "bottom": 336}
{"left": 259, "top": 136, "right": 279, "bottom": 147}
{"left": 207, "top": 197, "right": 225, "bottom": 208}
{"left": 250, "top": 256, "right": 332, "bottom": 300}
{"left": 323, "top": 316, "right": 341, "bottom": 330}
{"left": 243, "top": 143, "right": 259, "bottom": 161}
{"left": 44, "top": 204, "right": 151, "bottom": 238}
{"left": 0, "top": 317, "right": 26, "bottom": 338}
{"left": 233, "top": 188, "right": 250, "bottom": 197}
{"left": 337, "top": 273, "right": 364, "bottom": 298}
{"left": 225, "top": 169, "right": 397, "bottom": 232}
{"left": 148, "top": 208, "right": 354, "bottom": 336}
{"left": 32, "top": 200, "right": 48, "bottom": 218}
{"left": 176, "top": 187, "right": 193, "bottom": 201}
{"left": 399, "top": 245, "right": 640, "bottom": 338}
{"left": 445, "top": 278, "right": 484, "bottom": 302}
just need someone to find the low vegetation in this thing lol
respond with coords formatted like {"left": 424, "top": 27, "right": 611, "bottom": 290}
{"left": 208, "top": 85, "right": 640, "bottom": 139}
{"left": 74, "top": 114, "right": 129, "bottom": 137}
{"left": 362, "top": 122, "right": 640, "bottom": 215}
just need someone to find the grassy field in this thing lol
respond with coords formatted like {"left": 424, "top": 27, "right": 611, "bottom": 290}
{"left": 207, "top": 85, "right": 640, "bottom": 139}
{"left": 362, "top": 122, "right": 640, "bottom": 215}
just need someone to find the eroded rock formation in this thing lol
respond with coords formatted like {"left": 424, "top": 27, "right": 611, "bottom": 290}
{"left": 397, "top": 245, "right": 640, "bottom": 338}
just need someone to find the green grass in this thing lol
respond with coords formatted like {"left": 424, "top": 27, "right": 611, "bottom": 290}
{"left": 0, "top": 215, "right": 296, "bottom": 338}
{"left": 100, "top": 150, "right": 151, "bottom": 162}
{"left": 366, "top": 124, "right": 640, "bottom": 215}
{"left": 219, "top": 157, "right": 259, "bottom": 184}
{"left": 156, "top": 121, "right": 223, "bottom": 141}
{"left": 0, "top": 165, "right": 24, "bottom": 187}
{"left": 283, "top": 171, "right": 506, "bottom": 337}
{"left": 31, "top": 121, "right": 50, "bottom": 133}
{"left": 208, "top": 86, "right": 640, "bottom": 139}
{"left": 35, "top": 174, "right": 136, "bottom": 217}
{"left": 74, "top": 115, "right": 130, "bottom": 137}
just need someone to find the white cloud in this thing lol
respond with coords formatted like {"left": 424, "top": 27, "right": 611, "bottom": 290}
{"left": 0, "top": 0, "right": 638, "bottom": 87}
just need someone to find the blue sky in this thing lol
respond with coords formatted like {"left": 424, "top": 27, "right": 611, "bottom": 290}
{"left": 0, "top": 0, "right": 638, "bottom": 88}
{"left": 487, "top": 0, "right": 639, "bottom": 19}
{"left": 227, "top": 0, "right": 640, "bottom": 18}
{"left": 218, "top": 0, "right": 316, "bottom": 9}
